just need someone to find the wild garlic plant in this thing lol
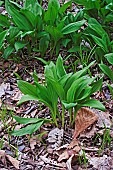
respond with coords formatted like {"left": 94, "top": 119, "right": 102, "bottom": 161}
{"left": 17, "top": 56, "right": 105, "bottom": 129}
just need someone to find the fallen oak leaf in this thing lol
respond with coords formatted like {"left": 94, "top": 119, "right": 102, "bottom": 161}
{"left": 73, "top": 107, "right": 98, "bottom": 139}
{"left": 0, "top": 150, "right": 6, "bottom": 165}
{"left": 6, "top": 155, "right": 19, "bottom": 169}
{"left": 0, "top": 150, "right": 19, "bottom": 169}
{"left": 58, "top": 140, "right": 81, "bottom": 162}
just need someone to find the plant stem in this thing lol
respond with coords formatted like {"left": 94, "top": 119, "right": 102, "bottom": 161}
{"left": 62, "top": 105, "right": 65, "bottom": 128}
{"left": 69, "top": 108, "right": 72, "bottom": 126}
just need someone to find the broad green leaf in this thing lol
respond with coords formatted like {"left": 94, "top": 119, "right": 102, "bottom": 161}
{"left": 11, "top": 121, "right": 44, "bottom": 136}
{"left": 59, "top": 1, "right": 72, "bottom": 14}
{"left": 18, "top": 80, "right": 37, "bottom": 96}
{"left": 45, "top": 61, "right": 58, "bottom": 80}
{"left": 88, "top": 18, "right": 107, "bottom": 36}
{"left": 15, "top": 42, "right": 28, "bottom": 51}
{"left": 0, "top": 30, "right": 8, "bottom": 48}
{"left": 7, "top": 5, "right": 33, "bottom": 31}
{"left": 13, "top": 116, "right": 44, "bottom": 124}
{"left": 0, "top": 1, "right": 4, "bottom": 6}
{"left": 67, "top": 76, "right": 86, "bottom": 102}
{"left": 62, "top": 20, "right": 86, "bottom": 34}
{"left": 62, "top": 100, "right": 77, "bottom": 109}
{"left": 2, "top": 46, "right": 14, "bottom": 59}
{"left": 9, "top": 27, "right": 20, "bottom": 40}
{"left": 82, "top": 99, "right": 106, "bottom": 111}
{"left": 64, "top": 60, "right": 95, "bottom": 92}
{"left": 17, "top": 94, "right": 39, "bottom": 105}
{"left": 58, "top": 73, "right": 72, "bottom": 87}
{"left": 0, "top": 14, "right": 10, "bottom": 27}
{"left": 99, "top": 64, "right": 113, "bottom": 82}
{"left": 45, "top": 26, "right": 63, "bottom": 42}
{"left": 24, "top": 0, "right": 43, "bottom": 16}
{"left": 105, "top": 53, "right": 113, "bottom": 65}
{"left": 48, "top": 0, "right": 60, "bottom": 10}
{"left": 56, "top": 55, "right": 66, "bottom": 78}
{"left": 20, "top": 9, "right": 35, "bottom": 27}
{"left": 77, "top": 86, "right": 91, "bottom": 101}
{"left": 47, "top": 77, "right": 65, "bottom": 100}
{"left": 91, "top": 78, "right": 103, "bottom": 94}
{"left": 90, "top": 34, "right": 108, "bottom": 53}
{"left": 21, "top": 31, "right": 35, "bottom": 38}
{"left": 75, "top": 78, "right": 95, "bottom": 99}
{"left": 39, "top": 34, "right": 49, "bottom": 57}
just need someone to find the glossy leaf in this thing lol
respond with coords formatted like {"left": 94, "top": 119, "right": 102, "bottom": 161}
{"left": 11, "top": 121, "right": 44, "bottom": 136}
{"left": 0, "top": 30, "right": 8, "bottom": 48}
{"left": 2, "top": 46, "right": 14, "bottom": 59}
{"left": 82, "top": 99, "right": 105, "bottom": 111}
{"left": 62, "top": 20, "right": 86, "bottom": 34}
{"left": 18, "top": 80, "right": 37, "bottom": 96}
{"left": 99, "top": 64, "right": 113, "bottom": 82}
{"left": 13, "top": 116, "right": 43, "bottom": 124}
{"left": 105, "top": 53, "right": 113, "bottom": 65}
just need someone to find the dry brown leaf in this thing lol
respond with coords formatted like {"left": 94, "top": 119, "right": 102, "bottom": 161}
{"left": 30, "top": 136, "right": 37, "bottom": 150}
{"left": 73, "top": 108, "right": 98, "bottom": 139}
{"left": 40, "top": 153, "right": 66, "bottom": 168}
{"left": 0, "top": 150, "right": 19, "bottom": 169}
{"left": 0, "top": 150, "right": 6, "bottom": 165}
{"left": 66, "top": 154, "right": 74, "bottom": 170}
{"left": 6, "top": 155, "right": 19, "bottom": 169}
{"left": 58, "top": 140, "right": 81, "bottom": 162}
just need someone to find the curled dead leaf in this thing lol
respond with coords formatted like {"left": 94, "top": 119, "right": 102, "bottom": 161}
{"left": 6, "top": 155, "right": 19, "bottom": 169}
{"left": 0, "top": 150, "right": 19, "bottom": 169}
{"left": 73, "top": 108, "right": 98, "bottom": 139}
{"left": 0, "top": 150, "right": 6, "bottom": 165}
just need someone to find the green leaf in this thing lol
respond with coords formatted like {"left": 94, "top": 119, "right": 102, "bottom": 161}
{"left": 18, "top": 80, "right": 37, "bottom": 96}
{"left": 90, "top": 34, "right": 108, "bottom": 53}
{"left": 15, "top": 41, "right": 28, "bottom": 51}
{"left": 82, "top": 99, "right": 106, "bottom": 111}
{"left": 24, "top": 0, "right": 43, "bottom": 16}
{"left": 67, "top": 76, "right": 86, "bottom": 102}
{"left": 64, "top": 61, "right": 95, "bottom": 92}
{"left": 17, "top": 94, "right": 39, "bottom": 105}
{"left": 91, "top": 78, "right": 103, "bottom": 94}
{"left": 75, "top": 78, "right": 95, "bottom": 99}
{"left": 0, "top": 14, "right": 10, "bottom": 27}
{"left": 11, "top": 121, "right": 44, "bottom": 136}
{"left": 59, "top": 1, "right": 72, "bottom": 14}
{"left": 62, "top": 20, "right": 86, "bottom": 34}
{"left": 62, "top": 100, "right": 77, "bottom": 109}
{"left": 39, "top": 34, "right": 49, "bottom": 57}
{"left": 105, "top": 53, "right": 113, "bottom": 65}
{"left": 99, "top": 64, "right": 113, "bottom": 82}
{"left": 88, "top": 18, "right": 107, "bottom": 36}
{"left": 0, "top": 30, "right": 8, "bottom": 48}
{"left": 9, "top": 27, "right": 20, "bottom": 40}
{"left": 7, "top": 4, "right": 33, "bottom": 31}
{"left": 2, "top": 46, "right": 14, "bottom": 59}
{"left": 56, "top": 55, "right": 66, "bottom": 78}
{"left": 13, "top": 115, "right": 43, "bottom": 124}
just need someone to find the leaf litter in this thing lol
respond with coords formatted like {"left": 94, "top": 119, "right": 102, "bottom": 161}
{"left": 0, "top": 59, "right": 113, "bottom": 170}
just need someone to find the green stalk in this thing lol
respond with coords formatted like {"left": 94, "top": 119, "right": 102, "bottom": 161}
{"left": 51, "top": 110, "right": 58, "bottom": 127}
{"left": 62, "top": 105, "right": 65, "bottom": 128}
{"left": 69, "top": 108, "right": 72, "bottom": 126}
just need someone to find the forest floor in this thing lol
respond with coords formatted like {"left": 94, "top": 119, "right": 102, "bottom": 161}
{"left": 0, "top": 59, "right": 113, "bottom": 170}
